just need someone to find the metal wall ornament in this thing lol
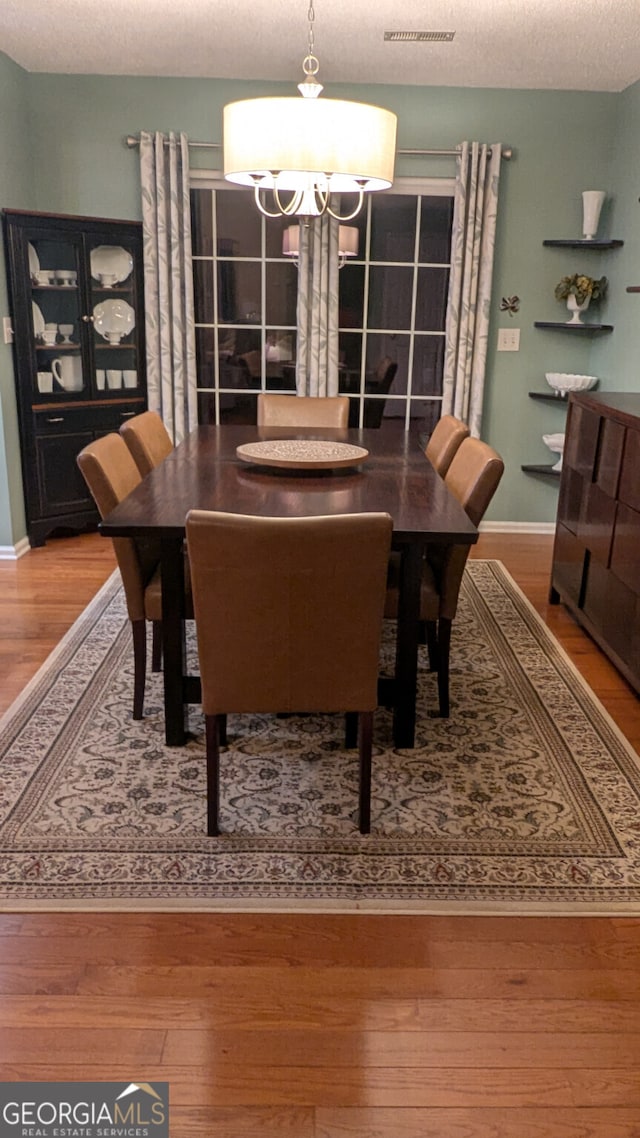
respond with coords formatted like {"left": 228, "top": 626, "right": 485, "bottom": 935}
{"left": 500, "top": 295, "right": 520, "bottom": 316}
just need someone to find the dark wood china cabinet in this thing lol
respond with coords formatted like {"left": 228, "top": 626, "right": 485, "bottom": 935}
{"left": 2, "top": 209, "right": 147, "bottom": 546}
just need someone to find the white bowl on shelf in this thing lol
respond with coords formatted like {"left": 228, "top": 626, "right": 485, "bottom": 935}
{"left": 543, "top": 432, "right": 566, "bottom": 472}
{"left": 545, "top": 372, "right": 598, "bottom": 398}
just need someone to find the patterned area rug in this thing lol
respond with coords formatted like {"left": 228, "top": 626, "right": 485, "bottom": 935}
{"left": 2, "top": 560, "right": 640, "bottom": 913}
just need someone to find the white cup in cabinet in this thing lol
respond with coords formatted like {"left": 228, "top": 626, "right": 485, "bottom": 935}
{"left": 122, "top": 370, "right": 137, "bottom": 388}
{"left": 52, "top": 355, "right": 83, "bottom": 391}
{"left": 37, "top": 371, "right": 53, "bottom": 393}
{"left": 107, "top": 369, "right": 122, "bottom": 389}
{"left": 96, "top": 369, "right": 106, "bottom": 390}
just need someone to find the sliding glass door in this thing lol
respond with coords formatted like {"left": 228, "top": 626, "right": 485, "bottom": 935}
{"left": 190, "top": 175, "right": 454, "bottom": 431}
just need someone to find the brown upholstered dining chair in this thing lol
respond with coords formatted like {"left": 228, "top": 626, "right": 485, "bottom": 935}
{"left": 257, "top": 393, "right": 349, "bottom": 428}
{"left": 239, "top": 349, "right": 263, "bottom": 380}
{"left": 385, "top": 437, "right": 504, "bottom": 718}
{"left": 424, "top": 414, "right": 470, "bottom": 477}
{"left": 77, "top": 433, "right": 191, "bottom": 719}
{"left": 119, "top": 410, "right": 173, "bottom": 478}
{"left": 361, "top": 357, "right": 398, "bottom": 428}
{"left": 185, "top": 509, "right": 393, "bottom": 836}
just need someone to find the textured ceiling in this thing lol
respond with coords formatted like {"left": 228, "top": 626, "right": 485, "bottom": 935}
{"left": 1, "top": 0, "right": 638, "bottom": 92}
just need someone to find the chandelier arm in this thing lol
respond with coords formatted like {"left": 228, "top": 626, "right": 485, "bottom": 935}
{"left": 326, "top": 190, "right": 365, "bottom": 222}
{"left": 253, "top": 186, "right": 288, "bottom": 219}
{"left": 272, "top": 185, "right": 305, "bottom": 216}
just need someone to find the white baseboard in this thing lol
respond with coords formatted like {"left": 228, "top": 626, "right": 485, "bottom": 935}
{"left": 0, "top": 537, "right": 31, "bottom": 560}
{"left": 479, "top": 521, "right": 556, "bottom": 535}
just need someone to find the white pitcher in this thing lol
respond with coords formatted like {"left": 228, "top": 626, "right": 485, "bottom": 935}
{"left": 51, "top": 355, "right": 83, "bottom": 391}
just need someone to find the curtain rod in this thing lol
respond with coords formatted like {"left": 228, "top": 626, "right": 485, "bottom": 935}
{"left": 124, "top": 135, "right": 512, "bottom": 160}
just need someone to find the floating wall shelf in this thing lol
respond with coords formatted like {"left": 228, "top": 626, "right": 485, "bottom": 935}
{"left": 521, "top": 464, "right": 561, "bottom": 478}
{"left": 527, "top": 239, "right": 616, "bottom": 485}
{"left": 542, "top": 239, "right": 624, "bottom": 249}
{"left": 528, "top": 391, "right": 570, "bottom": 403}
{"left": 534, "top": 321, "right": 613, "bottom": 333}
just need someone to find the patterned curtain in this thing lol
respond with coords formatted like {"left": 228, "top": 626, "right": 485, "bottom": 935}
{"left": 295, "top": 215, "right": 340, "bottom": 397}
{"left": 139, "top": 131, "right": 198, "bottom": 444}
{"left": 442, "top": 141, "right": 502, "bottom": 437}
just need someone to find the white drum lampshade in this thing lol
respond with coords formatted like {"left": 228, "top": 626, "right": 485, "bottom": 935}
{"left": 224, "top": 96, "right": 397, "bottom": 218}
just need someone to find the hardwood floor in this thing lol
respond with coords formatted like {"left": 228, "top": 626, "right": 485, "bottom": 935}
{"left": 1, "top": 531, "right": 640, "bottom": 1137}
{"left": 0, "top": 532, "right": 117, "bottom": 715}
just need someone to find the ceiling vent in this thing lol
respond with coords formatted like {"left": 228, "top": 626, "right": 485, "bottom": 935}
{"left": 384, "top": 31, "right": 455, "bottom": 42}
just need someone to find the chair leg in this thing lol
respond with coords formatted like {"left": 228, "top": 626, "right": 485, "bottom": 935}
{"left": 206, "top": 714, "right": 221, "bottom": 836}
{"left": 345, "top": 711, "right": 358, "bottom": 749}
{"left": 436, "top": 618, "right": 452, "bottom": 718}
{"left": 151, "top": 620, "right": 162, "bottom": 672}
{"left": 131, "top": 619, "right": 147, "bottom": 720}
{"left": 358, "top": 710, "right": 373, "bottom": 835}
{"left": 425, "top": 620, "right": 439, "bottom": 672}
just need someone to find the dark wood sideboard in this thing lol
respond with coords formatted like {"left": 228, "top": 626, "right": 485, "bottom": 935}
{"left": 550, "top": 391, "right": 640, "bottom": 694}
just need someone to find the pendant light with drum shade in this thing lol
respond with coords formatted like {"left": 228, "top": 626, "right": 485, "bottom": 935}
{"left": 223, "top": 0, "right": 397, "bottom": 220}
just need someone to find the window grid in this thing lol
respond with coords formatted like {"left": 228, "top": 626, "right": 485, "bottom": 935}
{"left": 338, "top": 189, "right": 451, "bottom": 430}
{"left": 191, "top": 178, "right": 453, "bottom": 428}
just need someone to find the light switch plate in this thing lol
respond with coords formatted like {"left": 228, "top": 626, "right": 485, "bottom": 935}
{"left": 497, "top": 327, "right": 520, "bottom": 352}
{"left": 2, "top": 316, "right": 13, "bottom": 345}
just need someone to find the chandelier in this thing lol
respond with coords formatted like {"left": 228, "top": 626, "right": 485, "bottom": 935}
{"left": 222, "top": 1, "right": 397, "bottom": 220}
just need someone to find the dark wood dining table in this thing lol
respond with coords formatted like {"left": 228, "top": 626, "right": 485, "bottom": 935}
{"left": 99, "top": 422, "right": 478, "bottom": 748}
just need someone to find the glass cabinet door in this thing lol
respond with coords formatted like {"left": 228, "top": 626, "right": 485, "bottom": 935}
{"left": 86, "top": 236, "right": 140, "bottom": 396}
{"left": 28, "top": 233, "right": 85, "bottom": 400}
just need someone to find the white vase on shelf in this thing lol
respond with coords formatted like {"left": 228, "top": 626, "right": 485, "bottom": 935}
{"left": 582, "top": 190, "right": 606, "bottom": 240}
{"left": 566, "top": 294, "right": 590, "bottom": 324}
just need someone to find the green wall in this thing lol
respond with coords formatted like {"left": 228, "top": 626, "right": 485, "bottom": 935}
{"left": 590, "top": 78, "right": 640, "bottom": 385}
{"left": 0, "top": 54, "right": 34, "bottom": 545}
{"left": 1, "top": 62, "right": 638, "bottom": 544}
